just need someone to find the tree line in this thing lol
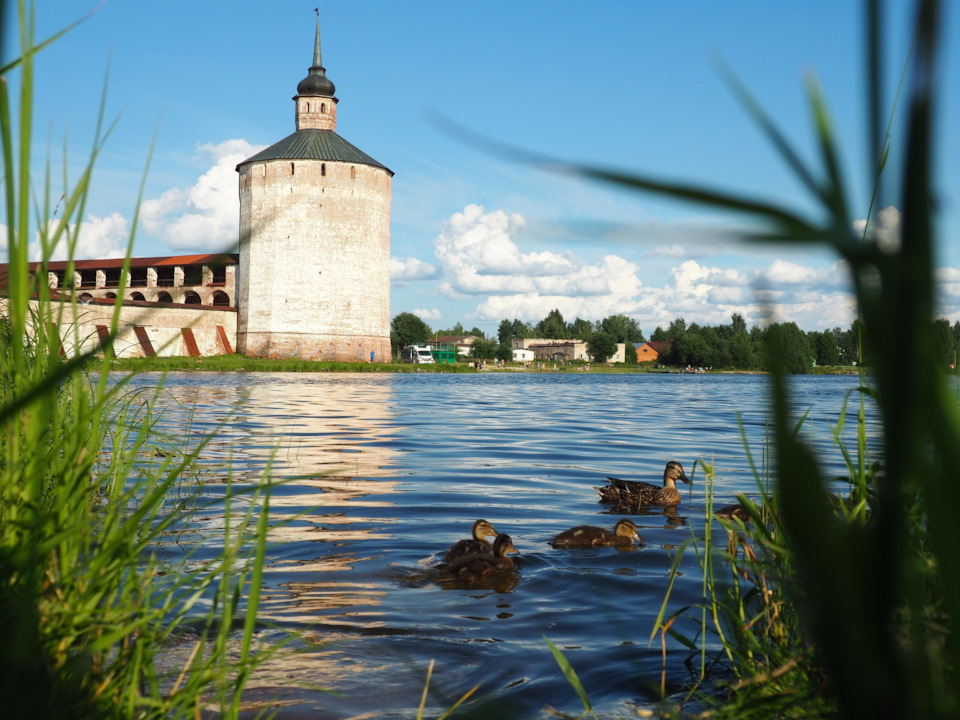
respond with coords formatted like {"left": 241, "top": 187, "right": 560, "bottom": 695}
{"left": 391, "top": 309, "right": 960, "bottom": 372}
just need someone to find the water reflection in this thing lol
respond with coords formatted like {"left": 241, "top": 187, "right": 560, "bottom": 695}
{"left": 133, "top": 372, "right": 882, "bottom": 718}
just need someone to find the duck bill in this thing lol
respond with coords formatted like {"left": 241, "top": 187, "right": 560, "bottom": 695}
{"left": 679, "top": 473, "right": 692, "bottom": 485}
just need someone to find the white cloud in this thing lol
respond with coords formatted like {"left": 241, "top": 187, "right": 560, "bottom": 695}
{"left": 30, "top": 213, "right": 130, "bottom": 262}
{"left": 412, "top": 308, "right": 442, "bottom": 320}
{"left": 391, "top": 256, "right": 437, "bottom": 281}
{"left": 852, "top": 205, "right": 901, "bottom": 253}
{"left": 650, "top": 244, "right": 687, "bottom": 258}
{"left": 141, "top": 139, "right": 265, "bottom": 251}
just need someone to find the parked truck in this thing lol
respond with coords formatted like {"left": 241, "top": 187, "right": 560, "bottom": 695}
{"left": 400, "top": 345, "right": 435, "bottom": 364}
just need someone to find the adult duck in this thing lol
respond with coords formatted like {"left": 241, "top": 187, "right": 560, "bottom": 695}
{"left": 549, "top": 518, "right": 643, "bottom": 548}
{"left": 596, "top": 461, "right": 692, "bottom": 507}
{"left": 443, "top": 519, "right": 498, "bottom": 563}
{"left": 435, "top": 534, "right": 518, "bottom": 583}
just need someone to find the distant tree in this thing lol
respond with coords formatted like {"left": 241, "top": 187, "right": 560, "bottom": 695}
{"left": 568, "top": 317, "right": 594, "bottom": 341}
{"left": 586, "top": 331, "right": 617, "bottom": 363}
{"left": 451, "top": 321, "right": 464, "bottom": 335}
{"left": 810, "top": 330, "right": 840, "bottom": 367}
{"left": 839, "top": 318, "right": 865, "bottom": 365}
{"left": 512, "top": 318, "right": 535, "bottom": 339}
{"left": 934, "top": 318, "right": 955, "bottom": 366}
{"left": 624, "top": 342, "right": 638, "bottom": 364}
{"left": 600, "top": 314, "right": 644, "bottom": 343}
{"left": 766, "top": 322, "right": 812, "bottom": 374}
{"left": 497, "top": 319, "right": 513, "bottom": 345}
{"left": 470, "top": 336, "right": 498, "bottom": 361}
{"left": 536, "top": 309, "right": 567, "bottom": 339}
{"left": 468, "top": 326, "right": 486, "bottom": 340}
{"left": 731, "top": 312, "right": 747, "bottom": 335}
{"left": 666, "top": 317, "right": 687, "bottom": 338}
{"left": 675, "top": 333, "right": 714, "bottom": 367}
{"left": 650, "top": 326, "right": 669, "bottom": 342}
{"left": 390, "top": 312, "right": 432, "bottom": 355}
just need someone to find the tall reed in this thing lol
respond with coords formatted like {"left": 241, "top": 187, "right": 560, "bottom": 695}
{"left": 618, "top": 0, "right": 958, "bottom": 716}
{"left": 1, "top": 3, "right": 274, "bottom": 716}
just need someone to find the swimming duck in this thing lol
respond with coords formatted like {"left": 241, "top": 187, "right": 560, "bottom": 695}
{"left": 549, "top": 518, "right": 644, "bottom": 548}
{"left": 443, "top": 519, "right": 498, "bottom": 563}
{"left": 435, "top": 534, "right": 518, "bottom": 583}
{"left": 714, "top": 502, "right": 752, "bottom": 523}
{"left": 596, "top": 461, "right": 692, "bottom": 507}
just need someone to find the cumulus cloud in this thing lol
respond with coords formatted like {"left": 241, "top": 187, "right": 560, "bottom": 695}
{"left": 391, "top": 256, "right": 438, "bottom": 281}
{"left": 29, "top": 213, "right": 130, "bottom": 262}
{"left": 141, "top": 139, "right": 265, "bottom": 251}
{"left": 412, "top": 308, "right": 442, "bottom": 320}
{"left": 853, "top": 205, "right": 901, "bottom": 253}
{"left": 433, "top": 204, "right": 645, "bottom": 321}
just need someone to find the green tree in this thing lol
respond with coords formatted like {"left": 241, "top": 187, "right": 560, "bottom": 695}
{"left": 468, "top": 326, "right": 486, "bottom": 339}
{"left": 650, "top": 326, "right": 669, "bottom": 342}
{"left": 600, "top": 313, "right": 644, "bottom": 343}
{"left": 390, "top": 312, "right": 432, "bottom": 355}
{"left": 497, "top": 319, "right": 513, "bottom": 345}
{"left": 512, "top": 318, "right": 535, "bottom": 339}
{"left": 586, "top": 331, "right": 617, "bottom": 363}
{"left": 731, "top": 312, "right": 747, "bottom": 335}
{"left": 810, "top": 330, "right": 840, "bottom": 367}
{"left": 470, "top": 336, "right": 498, "bottom": 360}
{"left": 624, "top": 342, "right": 638, "bottom": 364}
{"left": 766, "top": 322, "right": 812, "bottom": 374}
{"left": 536, "top": 308, "right": 567, "bottom": 339}
{"left": 933, "top": 318, "right": 955, "bottom": 366}
{"left": 568, "top": 317, "right": 594, "bottom": 340}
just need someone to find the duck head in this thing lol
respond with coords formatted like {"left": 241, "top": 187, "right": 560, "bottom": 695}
{"left": 492, "top": 533, "right": 518, "bottom": 557}
{"left": 471, "top": 519, "right": 498, "bottom": 541}
{"left": 664, "top": 461, "right": 692, "bottom": 487}
{"left": 614, "top": 518, "right": 640, "bottom": 541}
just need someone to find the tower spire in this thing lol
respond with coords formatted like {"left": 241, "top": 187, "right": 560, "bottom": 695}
{"left": 313, "top": 8, "right": 322, "bottom": 68}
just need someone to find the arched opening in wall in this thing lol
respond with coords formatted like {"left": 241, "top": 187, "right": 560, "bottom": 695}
{"left": 321, "top": 102, "right": 326, "bottom": 113}
{"left": 157, "top": 291, "right": 173, "bottom": 303}
{"left": 130, "top": 292, "right": 146, "bottom": 301}
{"left": 105, "top": 292, "right": 117, "bottom": 299}
{"left": 212, "top": 291, "right": 230, "bottom": 307}
{"left": 79, "top": 293, "right": 94, "bottom": 304}
{"left": 182, "top": 292, "right": 201, "bottom": 305}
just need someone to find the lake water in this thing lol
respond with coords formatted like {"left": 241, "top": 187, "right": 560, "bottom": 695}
{"left": 136, "top": 371, "right": 876, "bottom": 718}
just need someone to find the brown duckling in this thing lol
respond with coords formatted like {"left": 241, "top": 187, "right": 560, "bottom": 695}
{"left": 714, "top": 502, "right": 752, "bottom": 523}
{"left": 596, "top": 461, "right": 691, "bottom": 507}
{"left": 549, "top": 518, "right": 643, "bottom": 548}
{"left": 435, "top": 534, "right": 518, "bottom": 583}
{"left": 443, "top": 519, "right": 498, "bottom": 563}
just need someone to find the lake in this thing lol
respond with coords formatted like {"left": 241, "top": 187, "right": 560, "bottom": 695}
{"left": 136, "top": 371, "right": 876, "bottom": 718}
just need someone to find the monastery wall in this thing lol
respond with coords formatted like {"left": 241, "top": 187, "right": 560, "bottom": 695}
{"left": 3, "top": 298, "right": 237, "bottom": 359}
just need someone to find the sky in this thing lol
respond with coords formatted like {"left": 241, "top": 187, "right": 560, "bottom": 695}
{"left": 2, "top": 1, "right": 959, "bottom": 337}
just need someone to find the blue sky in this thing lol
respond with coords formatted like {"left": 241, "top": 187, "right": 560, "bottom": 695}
{"left": 4, "top": 1, "right": 959, "bottom": 336}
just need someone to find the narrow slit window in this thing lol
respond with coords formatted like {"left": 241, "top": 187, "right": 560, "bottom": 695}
{"left": 321, "top": 163, "right": 326, "bottom": 176}
{"left": 291, "top": 162, "right": 295, "bottom": 175}
{"left": 321, "top": 102, "right": 326, "bottom": 113}
{"left": 350, "top": 166, "right": 356, "bottom": 180}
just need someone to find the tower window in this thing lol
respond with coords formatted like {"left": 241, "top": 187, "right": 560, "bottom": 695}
{"left": 306, "top": 102, "right": 310, "bottom": 112}
{"left": 321, "top": 163, "right": 326, "bottom": 176}
{"left": 351, "top": 166, "right": 356, "bottom": 180}
{"left": 321, "top": 102, "right": 326, "bottom": 113}
{"left": 291, "top": 162, "right": 295, "bottom": 175}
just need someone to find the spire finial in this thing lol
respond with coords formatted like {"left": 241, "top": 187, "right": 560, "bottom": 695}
{"left": 313, "top": 9, "right": 322, "bottom": 69}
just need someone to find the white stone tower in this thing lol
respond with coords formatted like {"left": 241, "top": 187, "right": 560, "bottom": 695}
{"left": 236, "top": 13, "right": 392, "bottom": 362}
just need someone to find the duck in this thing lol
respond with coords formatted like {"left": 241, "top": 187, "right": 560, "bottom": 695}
{"left": 714, "top": 502, "right": 752, "bottom": 523}
{"left": 595, "top": 461, "right": 692, "bottom": 507}
{"left": 443, "top": 519, "right": 498, "bottom": 563}
{"left": 434, "top": 534, "right": 518, "bottom": 583}
{"left": 549, "top": 518, "right": 644, "bottom": 548}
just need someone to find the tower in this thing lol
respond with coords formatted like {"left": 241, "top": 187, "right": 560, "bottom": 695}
{"left": 236, "top": 13, "right": 393, "bottom": 362}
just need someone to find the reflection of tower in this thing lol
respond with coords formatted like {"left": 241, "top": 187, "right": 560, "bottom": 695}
{"left": 236, "top": 13, "right": 393, "bottom": 361}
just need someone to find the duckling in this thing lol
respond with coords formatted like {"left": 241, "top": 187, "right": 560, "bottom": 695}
{"left": 549, "top": 518, "right": 643, "bottom": 548}
{"left": 714, "top": 502, "right": 752, "bottom": 523}
{"left": 596, "top": 461, "right": 691, "bottom": 507}
{"left": 443, "top": 519, "right": 498, "bottom": 563}
{"left": 435, "top": 534, "right": 518, "bottom": 583}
